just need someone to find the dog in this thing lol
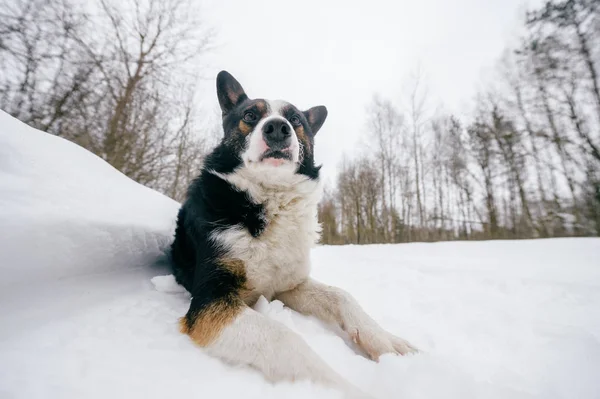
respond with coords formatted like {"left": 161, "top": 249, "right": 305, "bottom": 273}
{"left": 170, "top": 71, "right": 417, "bottom": 397}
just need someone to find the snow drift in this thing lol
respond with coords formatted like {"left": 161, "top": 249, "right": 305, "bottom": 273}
{"left": 0, "top": 110, "right": 599, "bottom": 399}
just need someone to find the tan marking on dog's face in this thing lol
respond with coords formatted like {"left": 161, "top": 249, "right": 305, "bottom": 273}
{"left": 255, "top": 100, "right": 267, "bottom": 115}
{"left": 179, "top": 297, "right": 244, "bottom": 346}
{"left": 237, "top": 100, "right": 270, "bottom": 136}
{"left": 273, "top": 101, "right": 312, "bottom": 157}
{"left": 294, "top": 125, "right": 311, "bottom": 155}
{"left": 238, "top": 120, "right": 252, "bottom": 135}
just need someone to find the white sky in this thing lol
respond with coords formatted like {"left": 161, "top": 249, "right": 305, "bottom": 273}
{"left": 195, "top": 0, "right": 540, "bottom": 183}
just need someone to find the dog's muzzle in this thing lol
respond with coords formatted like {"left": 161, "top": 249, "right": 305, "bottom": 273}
{"left": 262, "top": 118, "right": 292, "bottom": 151}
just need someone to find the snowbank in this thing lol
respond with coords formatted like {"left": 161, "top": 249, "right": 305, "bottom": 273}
{"left": 0, "top": 111, "right": 179, "bottom": 286}
{"left": 0, "top": 111, "right": 178, "bottom": 341}
{"left": 1, "top": 111, "right": 599, "bottom": 399}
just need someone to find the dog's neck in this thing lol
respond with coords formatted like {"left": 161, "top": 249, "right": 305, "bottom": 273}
{"left": 210, "top": 163, "right": 322, "bottom": 206}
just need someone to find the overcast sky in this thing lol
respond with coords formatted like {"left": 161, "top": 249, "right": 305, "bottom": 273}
{"left": 195, "top": 0, "right": 541, "bottom": 183}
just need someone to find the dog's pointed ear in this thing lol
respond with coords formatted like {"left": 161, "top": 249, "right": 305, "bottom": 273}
{"left": 217, "top": 71, "right": 248, "bottom": 115}
{"left": 303, "top": 106, "right": 328, "bottom": 135}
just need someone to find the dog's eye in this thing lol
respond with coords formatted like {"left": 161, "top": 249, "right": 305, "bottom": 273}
{"left": 290, "top": 115, "right": 301, "bottom": 126}
{"left": 243, "top": 111, "right": 257, "bottom": 123}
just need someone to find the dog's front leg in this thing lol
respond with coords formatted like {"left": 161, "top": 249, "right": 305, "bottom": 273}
{"left": 180, "top": 288, "right": 369, "bottom": 397}
{"left": 276, "top": 279, "right": 418, "bottom": 361}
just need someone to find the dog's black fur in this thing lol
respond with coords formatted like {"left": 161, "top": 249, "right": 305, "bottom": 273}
{"left": 170, "top": 71, "right": 327, "bottom": 331}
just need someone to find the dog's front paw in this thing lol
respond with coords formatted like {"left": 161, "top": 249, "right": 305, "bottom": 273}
{"left": 348, "top": 326, "right": 418, "bottom": 361}
{"left": 387, "top": 332, "right": 419, "bottom": 356}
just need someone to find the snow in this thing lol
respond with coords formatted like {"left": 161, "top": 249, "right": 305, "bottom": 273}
{"left": 151, "top": 274, "right": 187, "bottom": 294}
{"left": 1, "top": 110, "right": 599, "bottom": 399}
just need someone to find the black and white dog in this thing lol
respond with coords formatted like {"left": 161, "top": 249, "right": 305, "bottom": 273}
{"left": 170, "top": 71, "right": 417, "bottom": 396}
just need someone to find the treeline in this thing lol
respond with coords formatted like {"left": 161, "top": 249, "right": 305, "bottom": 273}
{"left": 0, "top": 0, "right": 217, "bottom": 201}
{"left": 320, "top": 0, "right": 600, "bottom": 244}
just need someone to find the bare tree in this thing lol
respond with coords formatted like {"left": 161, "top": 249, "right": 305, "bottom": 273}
{"left": 0, "top": 0, "right": 216, "bottom": 199}
{"left": 528, "top": 0, "right": 600, "bottom": 125}
{"left": 367, "top": 95, "right": 406, "bottom": 241}
{"left": 402, "top": 68, "right": 432, "bottom": 238}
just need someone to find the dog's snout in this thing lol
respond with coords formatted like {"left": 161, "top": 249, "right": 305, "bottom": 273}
{"left": 263, "top": 119, "right": 291, "bottom": 147}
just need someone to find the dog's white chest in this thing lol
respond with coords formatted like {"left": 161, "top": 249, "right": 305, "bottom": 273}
{"left": 211, "top": 167, "right": 322, "bottom": 300}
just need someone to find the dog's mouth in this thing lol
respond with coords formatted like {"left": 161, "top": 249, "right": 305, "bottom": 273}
{"left": 260, "top": 149, "right": 292, "bottom": 166}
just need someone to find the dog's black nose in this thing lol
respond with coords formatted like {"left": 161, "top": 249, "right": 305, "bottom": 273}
{"left": 263, "top": 119, "right": 291, "bottom": 148}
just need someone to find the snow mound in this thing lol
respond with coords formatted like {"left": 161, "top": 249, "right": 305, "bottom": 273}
{"left": 1, "top": 111, "right": 600, "bottom": 399}
{"left": 0, "top": 111, "right": 179, "bottom": 287}
{"left": 151, "top": 274, "right": 187, "bottom": 294}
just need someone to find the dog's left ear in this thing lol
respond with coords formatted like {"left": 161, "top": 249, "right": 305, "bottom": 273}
{"left": 303, "top": 106, "right": 328, "bottom": 135}
{"left": 216, "top": 71, "right": 248, "bottom": 115}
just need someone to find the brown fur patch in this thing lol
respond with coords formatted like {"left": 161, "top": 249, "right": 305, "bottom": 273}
{"left": 180, "top": 257, "right": 249, "bottom": 346}
{"left": 218, "top": 258, "right": 258, "bottom": 305}
{"left": 294, "top": 126, "right": 311, "bottom": 155}
{"left": 238, "top": 120, "right": 252, "bottom": 135}
{"left": 255, "top": 100, "right": 267, "bottom": 115}
{"left": 180, "top": 296, "right": 244, "bottom": 346}
{"left": 219, "top": 258, "right": 245, "bottom": 278}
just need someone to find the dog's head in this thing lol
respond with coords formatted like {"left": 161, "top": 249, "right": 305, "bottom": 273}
{"left": 216, "top": 71, "right": 327, "bottom": 177}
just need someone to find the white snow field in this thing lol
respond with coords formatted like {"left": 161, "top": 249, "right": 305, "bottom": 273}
{"left": 1, "top": 110, "right": 599, "bottom": 399}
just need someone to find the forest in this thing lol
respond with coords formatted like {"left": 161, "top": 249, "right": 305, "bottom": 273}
{"left": 319, "top": 0, "right": 600, "bottom": 243}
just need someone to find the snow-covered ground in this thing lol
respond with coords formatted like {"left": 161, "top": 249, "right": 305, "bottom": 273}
{"left": 1, "top": 110, "right": 599, "bottom": 399}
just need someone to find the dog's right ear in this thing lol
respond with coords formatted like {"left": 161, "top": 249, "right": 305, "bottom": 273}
{"left": 216, "top": 71, "right": 248, "bottom": 115}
